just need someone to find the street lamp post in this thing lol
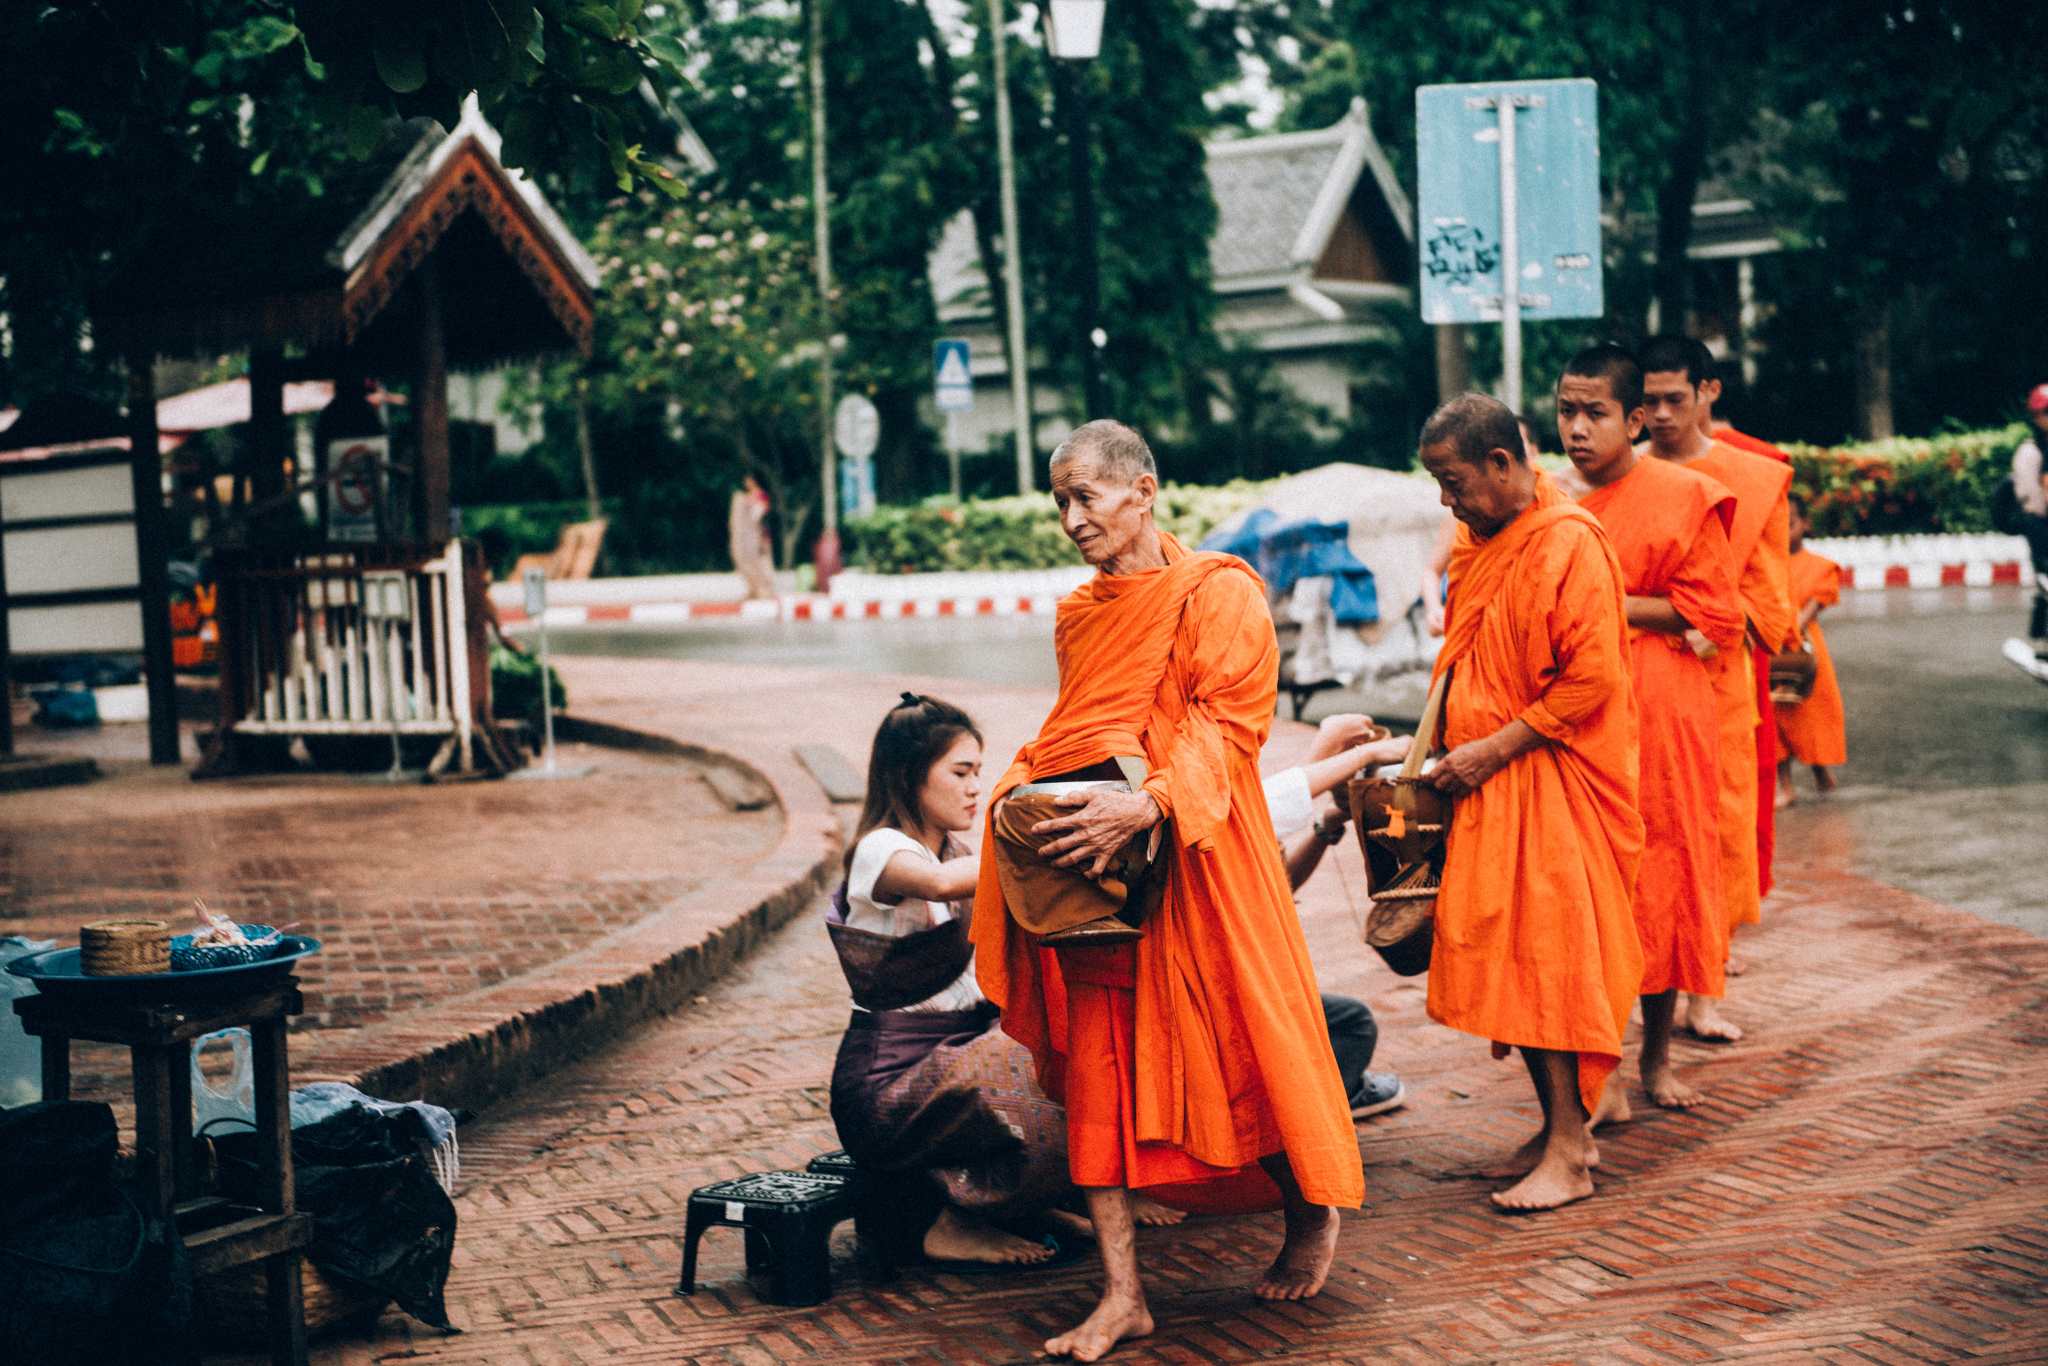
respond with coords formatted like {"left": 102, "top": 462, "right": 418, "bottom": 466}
{"left": 1044, "top": 0, "right": 1107, "bottom": 423}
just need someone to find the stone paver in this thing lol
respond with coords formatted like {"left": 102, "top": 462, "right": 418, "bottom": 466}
{"left": 0, "top": 735, "right": 785, "bottom": 1116}
{"left": 198, "top": 658, "right": 2048, "bottom": 1366}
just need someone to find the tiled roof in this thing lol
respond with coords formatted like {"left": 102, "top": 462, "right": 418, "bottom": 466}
{"left": 1207, "top": 99, "right": 1412, "bottom": 289}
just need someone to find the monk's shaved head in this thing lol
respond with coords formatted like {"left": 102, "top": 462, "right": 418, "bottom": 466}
{"left": 1050, "top": 419, "right": 1157, "bottom": 487}
{"left": 1420, "top": 393, "right": 1526, "bottom": 469}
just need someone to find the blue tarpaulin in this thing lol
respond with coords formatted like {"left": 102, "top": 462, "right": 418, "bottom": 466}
{"left": 1201, "top": 510, "right": 1380, "bottom": 625}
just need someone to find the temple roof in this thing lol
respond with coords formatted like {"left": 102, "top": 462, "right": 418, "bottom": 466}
{"left": 1206, "top": 99, "right": 1414, "bottom": 294}
{"left": 95, "top": 99, "right": 597, "bottom": 368}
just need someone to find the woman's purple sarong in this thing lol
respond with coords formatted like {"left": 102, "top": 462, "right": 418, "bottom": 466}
{"left": 828, "top": 1002, "right": 1070, "bottom": 1217}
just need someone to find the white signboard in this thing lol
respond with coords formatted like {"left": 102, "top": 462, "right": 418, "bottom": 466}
{"left": 834, "top": 394, "right": 880, "bottom": 460}
{"left": 327, "top": 436, "right": 385, "bottom": 543}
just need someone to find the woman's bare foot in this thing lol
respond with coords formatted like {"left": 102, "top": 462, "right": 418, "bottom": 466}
{"left": 1682, "top": 996, "right": 1743, "bottom": 1043}
{"left": 1774, "top": 784, "right": 1795, "bottom": 810}
{"left": 1254, "top": 1205, "right": 1340, "bottom": 1300}
{"left": 1045, "top": 1208, "right": 1097, "bottom": 1243}
{"left": 1642, "top": 1060, "right": 1705, "bottom": 1109}
{"left": 1044, "top": 1290, "right": 1153, "bottom": 1361}
{"left": 1491, "top": 1147, "right": 1595, "bottom": 1212}
{"left": 1128, "top": 1196, "right": 1186, "bottom": 1227}
{"left": 923, "top": 1207, "right": 1053, "bottom": 1265}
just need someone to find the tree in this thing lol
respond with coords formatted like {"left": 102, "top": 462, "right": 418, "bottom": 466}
{"left": 574, "top": 190, "right": 823, "bottom": 568}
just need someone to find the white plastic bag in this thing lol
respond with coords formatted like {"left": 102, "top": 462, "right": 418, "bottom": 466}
{"left": 1, "top": 937, "right": 56, "bottom": 1107}
{"left": 191, "top": 1027, "right": 255, "bottom": 1136}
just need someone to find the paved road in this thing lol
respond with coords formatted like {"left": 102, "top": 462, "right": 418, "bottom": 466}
{"left": 208, "top": 661, "right": 2048, "bottom": 1366}
{"left": 549, "top": 586, "right": 2048, "bottom": 940}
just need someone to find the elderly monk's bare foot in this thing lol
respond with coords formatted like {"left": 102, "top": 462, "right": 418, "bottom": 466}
{"left": 1643, "top": 1060, "right": 1705, "bottom": 1109}
{"left": 1774, "top": 784, "right": 1795, "bottom": 810}
{"left": 1683, "top": 995, "right": 1743, "bottom": 1043}
{"left": 1129, "top": 1196, "right": 1186, "bottom": 1227}
{"left": 1043, "top": 1291, "right": 1152, "bottom": 1361}
{"left": 1255, "top": 1204, "right": 1339, "bottom": 1300}
{"left": 924, "top": 1207, "right": 1054, "bottom": 1265}
{"left": 1813, "top": 765, "right": 1837, "bottom": 795}
{"left": 1492, "top": 1147, "right": 1594, "bottom": 1212}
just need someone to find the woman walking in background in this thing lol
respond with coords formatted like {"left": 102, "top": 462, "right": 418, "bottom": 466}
{"left": 729, "top": 474, "right": 776, "bottom": 599}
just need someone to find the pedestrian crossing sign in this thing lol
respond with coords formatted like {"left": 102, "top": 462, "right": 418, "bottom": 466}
{"left": 934, "top": 340, "right": 975, "bottom": 412}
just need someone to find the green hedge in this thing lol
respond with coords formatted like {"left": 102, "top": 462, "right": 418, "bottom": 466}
{"left": 844, "top": 480, "right": 1279, "bottom": 574}
{"left": 1782, "top": 425, "right": 2026, "bottom": 538}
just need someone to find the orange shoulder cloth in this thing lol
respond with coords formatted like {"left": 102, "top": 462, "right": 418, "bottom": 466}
{"left": 1433, "top": 471, "right": 1598, "bottom": 682}
{"left": 1015, "top": 534, "right": 1256, "bottom": 785}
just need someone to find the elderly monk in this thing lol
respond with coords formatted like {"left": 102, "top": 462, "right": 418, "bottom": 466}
{"left": 1418, "top": 393, "right": 1644, "bottom": 1212}
{"left": 1639, "top": 337, "right": 1795, "bottom": 1045}
{"left": 971, "top": 420, "right": 1361, "bottom": 1360}
{"left": 1562, "top": 346, "right": 1744, "bottom": 1116}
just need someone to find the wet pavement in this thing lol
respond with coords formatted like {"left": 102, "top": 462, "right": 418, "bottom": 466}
{"left": 1781, "top": 586, "right": 2048, "bottom": 940}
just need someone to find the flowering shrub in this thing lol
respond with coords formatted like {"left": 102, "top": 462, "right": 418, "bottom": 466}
{"left": 845, "top": 480, "right": 1278, "bottom": 573}
{"left": 1779, "top": 425, "right": 2026, "bottom": 537}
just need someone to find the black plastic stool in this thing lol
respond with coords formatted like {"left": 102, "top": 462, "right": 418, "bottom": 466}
{"left": 805, "top": 1149, "right": 860, "bottom": 1178}
{"left": 677, "top": 1171, "right": 855, "bottom": 1307}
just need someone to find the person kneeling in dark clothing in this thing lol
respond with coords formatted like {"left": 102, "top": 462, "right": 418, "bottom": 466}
{"left": 1263, "top": 713, "right": 1411, "bottom": 1119}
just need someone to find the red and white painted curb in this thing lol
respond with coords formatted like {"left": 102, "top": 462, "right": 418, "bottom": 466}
{"left": 499, "top": 593, "right": 1068, "bottom": 627}
{"left": 1809, "top": 534, "right": 2033, "bottom": 591}
{"left": 495, "top": 534, "right": 2040, "bottom": 628}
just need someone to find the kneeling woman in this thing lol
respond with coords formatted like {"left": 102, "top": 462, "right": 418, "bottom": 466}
{"left": 829, "top": 693, "right": 1081, "bottom": 1265}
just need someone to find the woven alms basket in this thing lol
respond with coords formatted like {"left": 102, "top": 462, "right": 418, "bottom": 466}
{"left": 80, "top": 919, "right": 171, "bottom": 976}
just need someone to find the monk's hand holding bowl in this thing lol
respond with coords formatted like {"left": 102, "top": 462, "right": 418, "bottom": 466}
{"left": 1032, "top": 788, "right": 1164, "bottom": 879}
{"left": 1428, "top": 718, "right": 1543, "bottom": 799}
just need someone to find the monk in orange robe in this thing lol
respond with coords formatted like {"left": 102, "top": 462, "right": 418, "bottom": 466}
{"left": 1639, "top": 338, "right": 1795, "bottom": 1044}
{"left": 1776, "top": 494, "right": 1847, "bottom": 800}
{"left": 1562, "top": 346, "right": 1744, "bottom": 1115}
{"left": 1417, "top": 393, "right": 1644, "bottom": 1212}
{"left": 972, "top": 420, "right": 1361, "bottom": 1360}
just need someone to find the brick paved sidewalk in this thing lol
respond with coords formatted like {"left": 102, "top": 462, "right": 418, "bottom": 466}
{"left": 205, "top": 659, "right": 2046, "bottom": 1366}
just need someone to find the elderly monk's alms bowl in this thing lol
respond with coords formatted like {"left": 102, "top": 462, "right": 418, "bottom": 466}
{"left": 1350, "top": 775, "right": 1452, "bottom": 870}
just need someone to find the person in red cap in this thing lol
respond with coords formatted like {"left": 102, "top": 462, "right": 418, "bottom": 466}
{"left": 2014, "top": 384, "right": 2048, "bottom": 654}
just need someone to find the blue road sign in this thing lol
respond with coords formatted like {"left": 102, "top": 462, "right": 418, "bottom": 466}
{"left": 934, "top": 339, "right": 975, "bottom": 413}
{"left": 1416, "top": 79, "right": 1602, "bottom": 325}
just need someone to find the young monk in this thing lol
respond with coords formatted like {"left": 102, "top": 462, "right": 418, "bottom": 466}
{"left": 1417, "top": 393, "right": 1644, "bottom": 1212}
{"left": 1562, "top": 346, "right": 1744, "bottom": 1114}
{"left": 1775, "top": 495, "right": 1847, "bottom": 803}
{"left": 971, "top": 420, "right": 1362, "bottom": 1360}
{"left": 1638, "top": 337, "right": 1794, "bottom": 1044}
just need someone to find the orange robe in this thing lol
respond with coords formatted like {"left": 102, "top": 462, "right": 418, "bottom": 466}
{"left": 1714, "top": 426, "right": 1792, "bottom": 463}
{"left": 1430, "top": 472, "right": 1644, "bottom": 1117}
{"left": 971, "top": 533, "right": 1362, "bottom": 1212}
{"left": 1776, "top": 550, "right": 1847, "bottom": 767}
{"left": 1580, "top": 458, "right": 1744, "bottom": 999}
{"left": 1676, "top": 442, "right": 1794, "bottom": 922}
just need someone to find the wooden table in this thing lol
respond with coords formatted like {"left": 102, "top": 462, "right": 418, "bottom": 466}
{"left": 16, "top": 976, "right": 313, "bottom": 1366}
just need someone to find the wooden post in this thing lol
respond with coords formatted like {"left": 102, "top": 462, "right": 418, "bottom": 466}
{"left": 0, "top": 490, "right": 11, "bottom": 758}
{"left": 414, "top": 258, "right": 451, "bottom": 542}
{"left": 248, "top": 349, "right": 288, "bottom": 538}
{"left": 129, "top": 359, "right": 181, "bottom": 765}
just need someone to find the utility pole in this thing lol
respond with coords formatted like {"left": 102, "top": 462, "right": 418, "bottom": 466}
{"left": 809, "top": 0, "right": 840, "bottom": 584}
{"left": 989, "top": 0, "right": 1035, "bottom": 493}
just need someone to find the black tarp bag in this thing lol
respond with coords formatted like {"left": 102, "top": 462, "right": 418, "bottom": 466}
{"left": 0, "top": 1102, "right": 196, "bottom": 1366}
{"left": 215, "top": 1104, "right": 458, "bottom": 1330}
